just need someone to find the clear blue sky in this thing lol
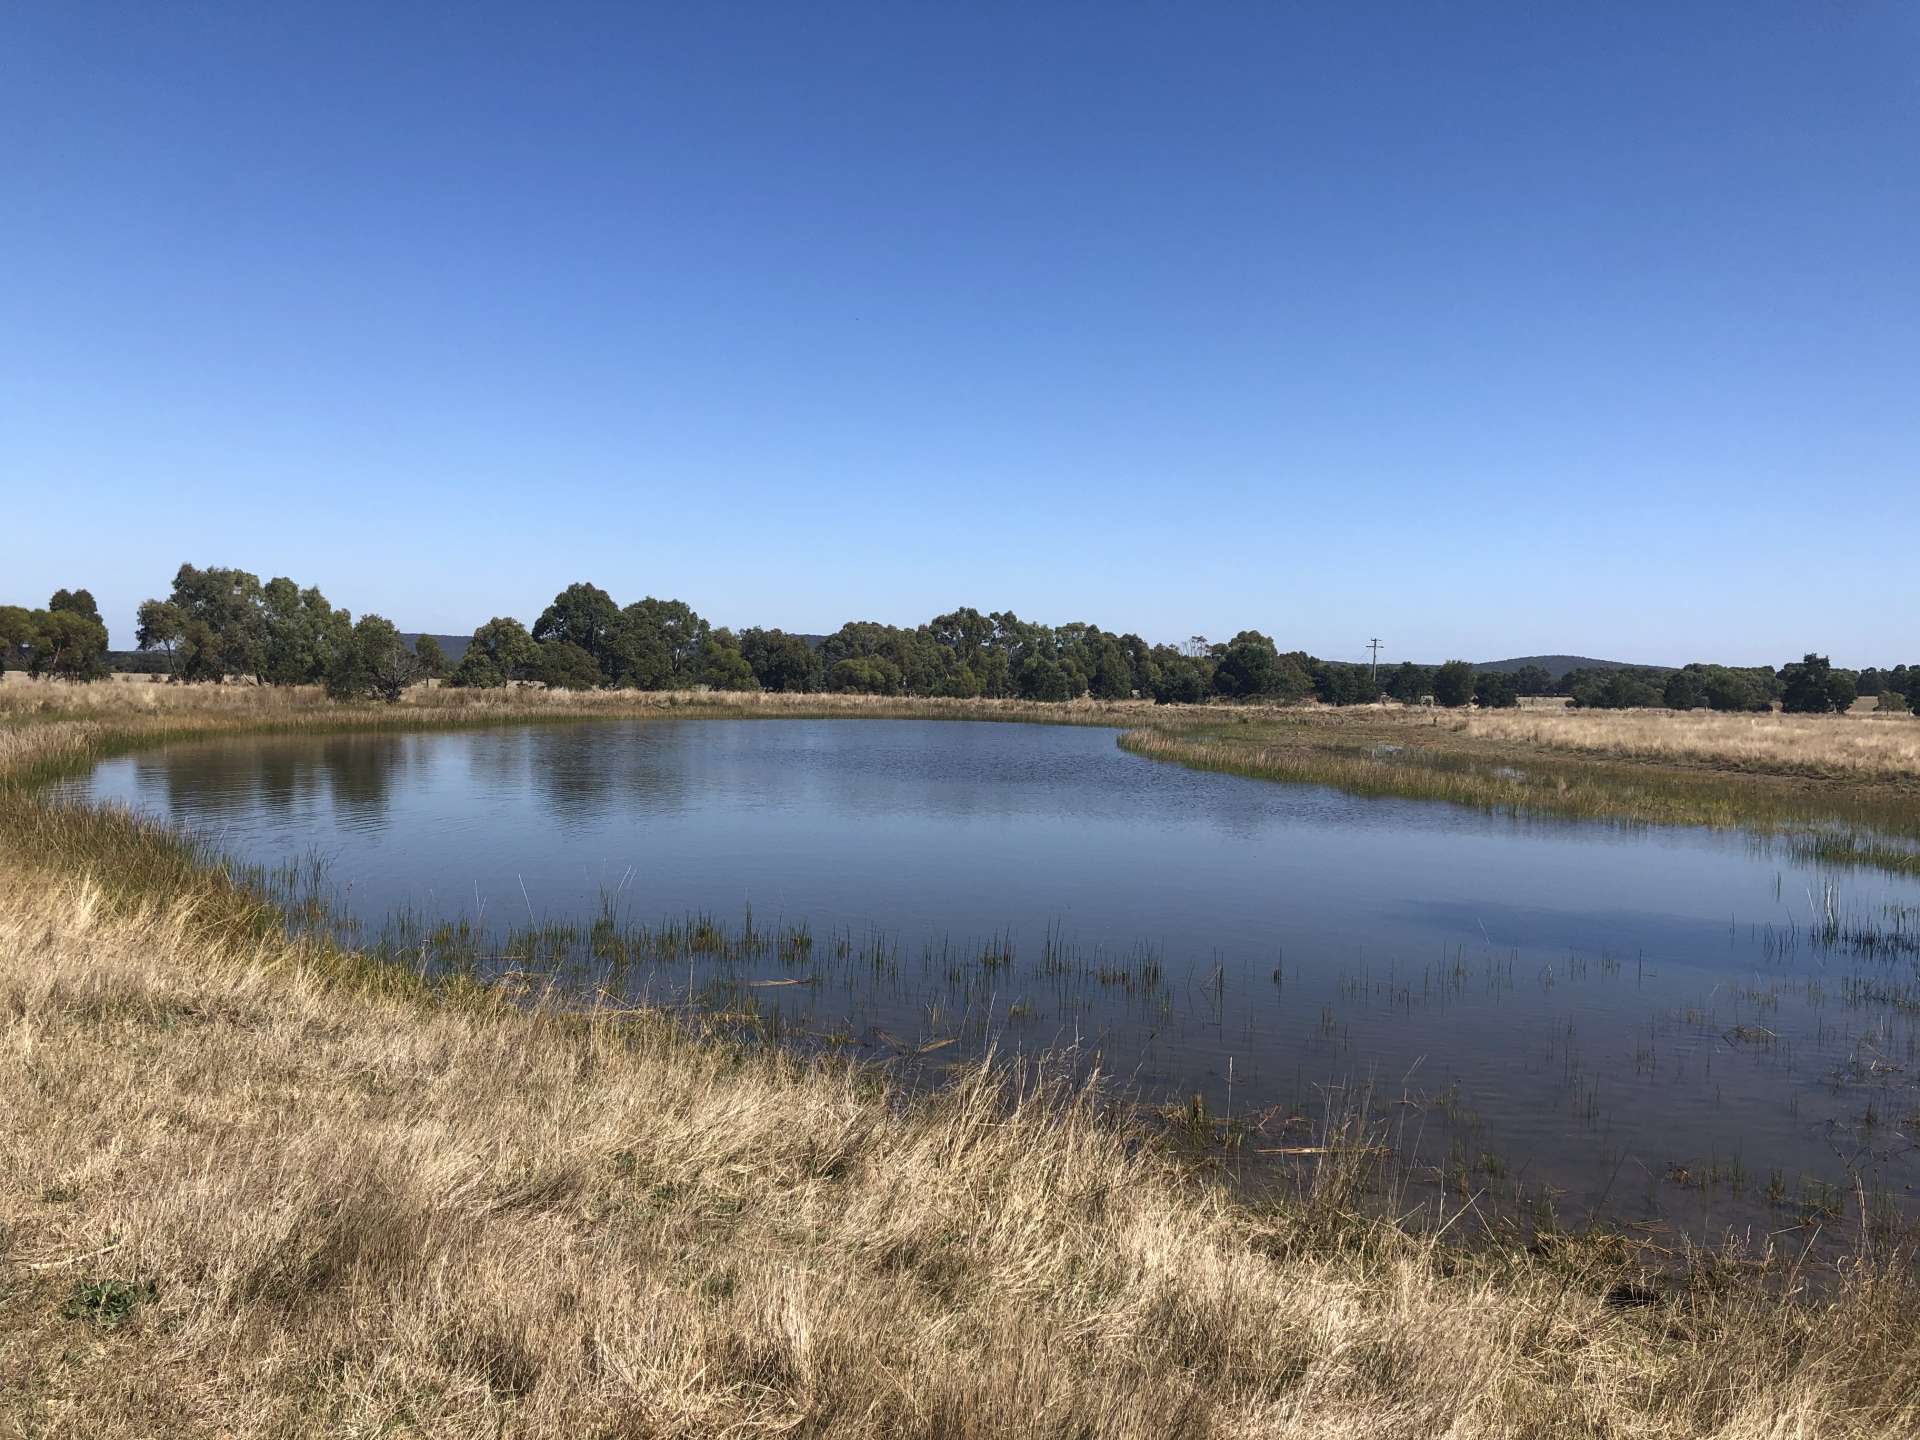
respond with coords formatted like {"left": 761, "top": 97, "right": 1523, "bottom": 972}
{"left": 5, "top": 4, "right": 1916, "bottom": 666}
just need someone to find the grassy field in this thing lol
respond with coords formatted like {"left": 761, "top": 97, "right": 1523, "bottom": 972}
{"left": 5, "top": 680, "right": 1920, "bottom": 1435}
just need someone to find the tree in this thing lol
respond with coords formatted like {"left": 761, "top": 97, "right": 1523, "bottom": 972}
{"left": 1663, "top": 671, "right": 1705, "bottom": 710}
{"left": 1212, "top": 631, "right": 1280, "bottom": 700}
{"left": 1569, "top": 671, "right": 1661, "bottom": 709}
{"left": 0, "top": 606, "right": 34, "bottom": 676}
{"left": 1780, "top": 654, "right": 1853, "bottom": 714}
{"left": 1314, "top": 662, "right": 1377, "bottom": 706}
{"left": 1695, "top": 665, "right": 1772, "bottom": 713}
{"left": 533, "top": 583, "right": 621, "bottom": 674}
{"left": 1383, "top": 661, "right": 1432, "bottom": 704}
{"left": 1151, "top": 652, "right": 1213, "bottom": 704}
{"left": 1473, "top": 671, "right": 1520, "bottom": 708}
{"left": 1087, "top": 636, "right": 1135, "bottom": 700}
{"left": 135, "top": 600, "right": 184, "bottom": 677}
{"left": 144, "top": 564, "right": 268, "bottom": 681}
{"left": 449, "top": 617, "right": 538, "bottom": 688}
{"left": 700, "top": 638, "right": 759, "bottom": 691}
{"left": 1825, "top": 668, "right": 1859, "bottom": 714}
{"left": 1015, "top": 655, "right": 1071, "bottom": 702}
{"left": 613, "top": 597, "right": 710, "bottom": 688}
{"left": 325, "top": 614, "right": 420, "bottom": 703}
{"left": 931, "top": 666, "right": 983, "bottom": 698}
{"left": 48, "top": 588, "right": 102, "bottom": 625}
{"left": 739, "top": 628, "right": 820, "bottom": 693}
{"left": 828, "top": 655, "right": 903, "bottom": 695}
{"left": 1510, "top": 665, "right": 1555, "bottom": 698}
{"left": 259, "top": 577, "right": 351, "bottom": 685}
{"left": 414, "top": 635, "right": 447, "bottom": 681}
{"left": 535, "top": 640, "right": 602, "bottom": 691}
{"left": 25, "top": 591, "right": 109, "bottom": 680}
{"left": 1431, "top": 660, "right": 1475, "bottom": 708}
{"left": 1875, "top": 687, "right": 1909, "bottom": 714}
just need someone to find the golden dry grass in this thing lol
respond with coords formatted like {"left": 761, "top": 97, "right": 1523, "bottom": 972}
{"left": 6, "top": 869, "right": 1920, "bottom": 1438}
{"left": 1455, "top": 707, "right": 1920, "bottom": 784}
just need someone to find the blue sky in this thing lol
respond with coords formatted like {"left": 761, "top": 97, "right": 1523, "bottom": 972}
{"left": 4, "top": 4, "right": 1916, "bottom": 665}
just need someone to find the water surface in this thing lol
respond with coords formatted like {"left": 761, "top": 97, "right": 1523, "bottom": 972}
{"left": 69, "top": 718, "right": 1920, "bottom": 1235}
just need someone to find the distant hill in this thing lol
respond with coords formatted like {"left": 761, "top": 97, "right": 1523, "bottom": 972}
{"left": 1473, "top": 655, "right": 1673, "bottom": 680}
{"left": 403, "top": 633, "right": 473, "bottom": 663}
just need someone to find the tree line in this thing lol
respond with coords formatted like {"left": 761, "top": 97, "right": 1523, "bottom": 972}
{"left": 1, "top": 565, "right": 1910, "bottom": 719}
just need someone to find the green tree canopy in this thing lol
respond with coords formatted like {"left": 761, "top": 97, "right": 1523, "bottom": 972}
{"left": 449, "top": 617, "right": 539, "bottom": 688}
{"left": 827, "top": 655, "right": 903, "bottom": 695}
{"left": 414, "top": 635, "right": 447, "bottom": 680}
{"left": 1212, "top": 631, "right": 1281, "bottom": 700}
{"left": 700, "top": 635, "right": 760, "bottom": 692}
{"left": 535, "top": 639, "right": 603, "bottom": 691}
{"left": 0, "top": 605, "right": 35, "bottom": 675}
{"left": 1780, "top": 654, "right": 1854, "bottom": 714}
{"left": 1662, "top": 671, "right": 1705, "bottom": 710}
{"left": 1015, "top": 654, "right": 1071, "bottom": 702}
{"left": 324, "top": 614, "right": 420, "bottom": 703}
{"left": 739, "top": 628, "right": 821, "bottom": 693}
{"left": 533, "top": 584, "right": 621, "bottom": 671}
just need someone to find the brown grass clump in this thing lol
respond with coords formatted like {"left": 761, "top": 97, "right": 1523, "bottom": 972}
{"left": 5, "top": 869, "right": 1920, "bottom": 1438}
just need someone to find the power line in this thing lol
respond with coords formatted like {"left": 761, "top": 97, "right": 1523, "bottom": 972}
{"left": 1366, "top": 637, "right": 1383, "bottom": 684}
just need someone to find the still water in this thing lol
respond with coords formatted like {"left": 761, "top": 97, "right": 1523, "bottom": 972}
{"left": 69, "top": 719, "right": 1920, "bottom": 1235}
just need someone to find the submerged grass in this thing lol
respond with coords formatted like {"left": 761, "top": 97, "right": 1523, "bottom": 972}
{"left": 4, "top": 680, "right": 1920, "bottom": 1433}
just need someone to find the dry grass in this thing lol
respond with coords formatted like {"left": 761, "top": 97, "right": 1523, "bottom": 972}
{"left": 1456, "top": 707, "right": 1920, "bottom": 784}
{"left": 5, "top": 869, "right": 1920, "bottom": 1438}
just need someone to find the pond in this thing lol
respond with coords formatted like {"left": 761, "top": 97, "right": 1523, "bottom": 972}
{"left": 66, "top": 717, "right": 1920, "bottom": 1237}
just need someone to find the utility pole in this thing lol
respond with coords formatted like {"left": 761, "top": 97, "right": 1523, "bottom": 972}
{"left": 1366, "top": 638, "right": 1383, "bottom": 685}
